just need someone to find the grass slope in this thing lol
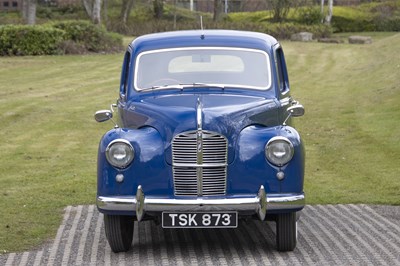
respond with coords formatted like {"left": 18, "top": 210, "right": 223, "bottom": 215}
{"left": 0, "top": 33, "right": 399, "bottom": 253}
{"left": 0, "top": 54, "right": 122, "bottom": 252}
{"left": 284, "top": 33, "right": 400, "bottom": 205}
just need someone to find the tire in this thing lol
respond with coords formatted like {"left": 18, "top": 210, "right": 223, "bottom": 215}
{"left": 104, "top": 214, "right": 134, "bottom": 253}
{"left": 276, "top": 212, "right": 297, "bottom": 251}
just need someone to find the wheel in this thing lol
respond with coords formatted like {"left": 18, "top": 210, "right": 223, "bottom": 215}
{"left": 104, "top": 214, "right": 134, "bottom": 253}
{"left": 276, "top": 212, "right": 297, "bottom": 251}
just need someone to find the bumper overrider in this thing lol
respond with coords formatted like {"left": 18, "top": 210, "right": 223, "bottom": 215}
{"left": 97, "top": 185, "right": 305, "bottom": 221}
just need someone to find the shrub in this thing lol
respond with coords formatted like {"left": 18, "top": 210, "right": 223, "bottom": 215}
{"left": 52, "top": 20, "right": 123, "bottom": 53}
{"left": 374, "top": 16, "right": 400, "bottom": 31}
{"left": 297, "top": 6, "right": 324, "bottom": 25}
{"left": 332, "top": 1, "right": 400, "bottom": 32}
{"left": 0, "top": 21, "right": 123, "bottom": 56}
{"left": 0, "top": 25, "right": 65, "bottom": 56}
{"left": 332, "top": 15, "right": 376, "bottom": 32}
{"left": 371, "top": 1, "right": 400, "bottom": 31}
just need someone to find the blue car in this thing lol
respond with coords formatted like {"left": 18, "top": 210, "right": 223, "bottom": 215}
{"left": 95, "top": 30, "right": 305, "bottom": 252}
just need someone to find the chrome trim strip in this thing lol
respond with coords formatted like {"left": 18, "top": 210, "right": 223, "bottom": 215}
{"left": 97, "top": 190, "right": 305, "bottom": 216}
{"left": 134, "top": 47, "right": 272, "bottom": 91}
{"left": 196, "top": 97, "right": 202, "bottom": 131}
{"left": 196, "top": 98, "right": 203, "bottom": 196}
{"left": 173, "top": 163, "right": 227, "bottom": 168}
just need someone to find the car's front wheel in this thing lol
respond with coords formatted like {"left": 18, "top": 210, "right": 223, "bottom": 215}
{"left": 276, "top": 212, "right": 297, "bottom": 251}
{"left": 104, "top": 214, "right": 134, "bottom": 253}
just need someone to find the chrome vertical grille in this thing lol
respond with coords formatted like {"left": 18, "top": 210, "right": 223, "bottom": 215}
{"left": 172, "top": 130, "right": 228, "bottom": 196}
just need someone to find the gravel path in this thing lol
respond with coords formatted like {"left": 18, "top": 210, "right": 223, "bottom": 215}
{"left": 1, "top": 204, "right": 399, "bottom": 265}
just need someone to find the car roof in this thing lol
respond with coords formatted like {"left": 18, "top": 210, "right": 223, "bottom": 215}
{"left": 129, "top": 30, "right": 279, "bottom": 53}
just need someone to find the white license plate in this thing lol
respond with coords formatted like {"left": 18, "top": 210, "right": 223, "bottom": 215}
{"left": 162, "top": 211, "right": 238, "bottom": 228}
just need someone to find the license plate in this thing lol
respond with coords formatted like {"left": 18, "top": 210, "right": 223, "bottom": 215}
{"left": 162, "top": 211, "right": 238, "bottom": 228}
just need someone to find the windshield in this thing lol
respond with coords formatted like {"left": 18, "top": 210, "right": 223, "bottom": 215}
{"left": 134, "top": 47, "right": 272, "bottom": 91}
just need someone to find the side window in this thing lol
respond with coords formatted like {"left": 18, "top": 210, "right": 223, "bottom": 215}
{"left": 274, "top": 47, "right": 289, "bottom": 93}
{"left": 120, "top": 51, "right": 131, "bottom": 98}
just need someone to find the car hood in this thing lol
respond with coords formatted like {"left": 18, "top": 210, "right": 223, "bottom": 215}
{"left": 121, "top": 94, "right": 280, "bottom": 164}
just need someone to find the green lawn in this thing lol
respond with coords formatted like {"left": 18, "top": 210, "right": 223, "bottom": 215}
{"left": 1, "top": 33, "right": 399, "bottom": 253}
{"left": 284, "top": 32, "right": 400, "bottom": 205}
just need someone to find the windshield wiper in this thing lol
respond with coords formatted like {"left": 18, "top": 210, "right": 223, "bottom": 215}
{"left": 179, "top": 83, "right": 225, "bottom": 89}
{"left": 139, "top": 83, "right": 225, "bottom": 92}
{"left": 139, "top": 84, "right": 184, "bottom": 92}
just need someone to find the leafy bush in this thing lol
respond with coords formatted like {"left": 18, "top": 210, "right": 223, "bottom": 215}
{"left": 332, "top": 1, "right": 400, "bottom": 32}
{"left": 332, "top": 15, "right": 376, "bottom": 32}
{"left": 0, "top": 25, "right": 65, "bottom": 56}
{"left": 297, "top": 6, "right": 324, "bottom": 25}
{"left": 375, "top": 17, "right": 400, "bottom": 31}
{"left": 52, "top": 20, "right": 123, "bottom": 53}
{"left": 371, "top": 1, "right": 400, "bottom": 31}
{"left": 0, "top": 21, "right": 123, "bottom": 56}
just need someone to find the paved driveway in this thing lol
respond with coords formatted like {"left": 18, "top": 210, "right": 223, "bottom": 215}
{"left": 1, "top": 204, "right": 400, "bottom": 265}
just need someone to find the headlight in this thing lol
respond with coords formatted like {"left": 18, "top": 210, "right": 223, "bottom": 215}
{"left": 106, "top": 139, "right": 134, "bottom": 169}
{"left": 265, "top": 137, "right": 294, "bottom": 166}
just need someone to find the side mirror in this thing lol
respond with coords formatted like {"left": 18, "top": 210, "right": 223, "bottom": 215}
{"left": 94, "top": 110, "right": 113, "bottom": 123}
{"left": 287, "top": 104, "right": 305, "bottom": 117}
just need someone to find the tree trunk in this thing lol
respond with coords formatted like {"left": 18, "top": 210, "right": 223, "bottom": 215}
{"left": 21, "top": 0, "right": 27, "bottom": 21}
{"left": 26, "top": 0, "right": 36, "bottom": 25}
{"left": 320, "top": 0, "right": 324, "bottom": 14}
{"left": 120, "top": 0, "right": 134, "bottom": 24}
{"left": 92, "top": 0, "right": 102, "bottom": 24}
{"left": 325, "top": 0, "right": 333, "bottom": 25}
{"left": 213, "top": 0, "right": 221, "bottom": 21}
{"left": 153, "top": 0, "right": 163, "bottom": 19}
{"left": 103, "top": 0, "right": 108, "bottom": 27}
{"left": 270, "top": 0, "right": 290, "bottom": 23}
{"left": 82, "top": 0, "right": 93, "bottom": 18}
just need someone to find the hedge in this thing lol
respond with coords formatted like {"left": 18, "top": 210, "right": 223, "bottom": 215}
{"left": 52, "top": 20, "right": 123, "bottom": 54}
{"left": 0, "top": 21, "right": 123, "bottom": 56}
{"left": 0, "top": 25, "right": 65, "bottom": 56}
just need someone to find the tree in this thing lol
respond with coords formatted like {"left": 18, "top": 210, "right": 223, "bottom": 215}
{"left": 120, "top": 0, "right": 135, "bottom": 25}
{"left": 22, "top": 0, "right": 36, "bottom": 25}
{"left": 325, "top": 0, "right": 333, "bottom": 25}
{"left": 153, "top": 0, "right": 163, "bottom": 19}
{"left": 82, "top": 0, "right": 102, "bottom": 25}
{"left": 269, "top": 0, "right": 291, "bottom": 22}
{"left": 321, "top": 0, "right": 333, "bottom": 24}
{"left": 213, "top": 0, "right": 222, "bottom": 21}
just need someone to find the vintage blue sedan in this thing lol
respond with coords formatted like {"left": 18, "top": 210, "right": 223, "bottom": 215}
{"left": 95, "top": 30, "right": 305, "bottom": 252}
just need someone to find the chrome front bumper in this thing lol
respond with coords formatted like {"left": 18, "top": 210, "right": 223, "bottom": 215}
{"left": 97, "top": 185, "right": 305, "bottom": 221}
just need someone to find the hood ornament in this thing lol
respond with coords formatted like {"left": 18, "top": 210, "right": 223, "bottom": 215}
{"left": 196, "top": 97, "right": 203, "bottom": 196}
{"left": 196, "top": 97, "right": 203, "bottom": 131}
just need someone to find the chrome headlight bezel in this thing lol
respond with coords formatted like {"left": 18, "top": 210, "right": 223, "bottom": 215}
{"left": 105, "top": 139, "right": 134, "bottom": 169}
{"left": 265, "top": 136, "right": 294, "bottom": 166}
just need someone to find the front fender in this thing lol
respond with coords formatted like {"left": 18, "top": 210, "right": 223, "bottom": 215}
{"left": 229, "top": 125, "right": 304, "bottom": 194}
{"left": 97, "top": 127, "right": 172, "bottom": 199}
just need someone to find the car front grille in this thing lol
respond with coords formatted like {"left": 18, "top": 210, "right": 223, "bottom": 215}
{"left": 172, "top": 130, "right": 228, "bottom": 196}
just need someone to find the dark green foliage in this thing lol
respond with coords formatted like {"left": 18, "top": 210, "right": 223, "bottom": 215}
{"left": 36, "top": 6, "right": 54, "bottom": 19}
{"left": 332, "top": 1, "right": 400, "bottom": 32}
{"left": 297, "top": 6, "right": 324, "bottom": 25}
{"left": 0, "top": 25, "right": 65, "bottom": 56}
{"left": 332, "top": 16, "right": 376, "bottom": 32}
{"left": 375, "top": 17, "right": 400, "bottom": 31}
{"left": 53, "top": 21, "right": 123, "bottom": 54}
{"left": 372, "top": 1, "right": 400, "bottom": 31}
{"left": 0, "top": 21, "right": 123, "bottom": 56}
